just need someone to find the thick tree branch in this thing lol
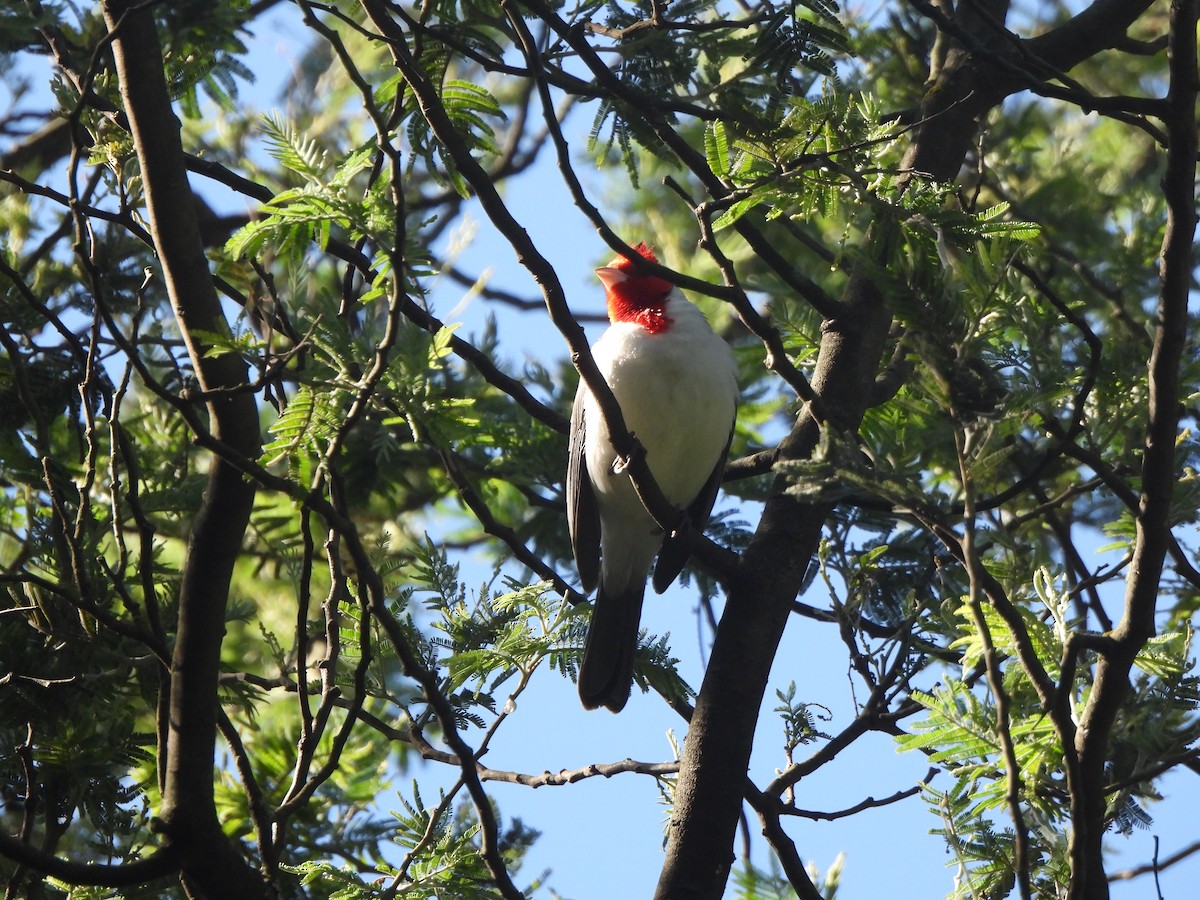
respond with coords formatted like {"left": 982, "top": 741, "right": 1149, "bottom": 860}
{"left": 1067, "top": 2, "right": 1198, "bottom": 898}
{"left": 0, "top": 834, "right": 178, "bottom": 889}
{"left": 655, "top": 289, "right": 889, "bottom": 900}
{"left": 655, "top": 2, "right": 1022, "bottom": 894}
{"left": 1027, "top": 0, "right": 1161, "bottom": 73}
{"left": 101, "top": 2, "right": 264, "bottom": 897}
{"left": 906, "top": 0, "right": 1166, "bottom": 141}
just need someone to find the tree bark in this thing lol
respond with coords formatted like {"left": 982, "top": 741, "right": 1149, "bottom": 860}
{"left": 654, "top": 276, "right": 890, "bottom": 899}
{"left": 102, "top": 3, "right": 265, "bottom": 897}
{"left": 1068, "top": 2, "right": 1197, "bottom": 897}
{"left": 655, "top": 0, "right": 1174, "bottom": 895}
{"left": 653, "top": 2, "right": 1022, "bottom": 896}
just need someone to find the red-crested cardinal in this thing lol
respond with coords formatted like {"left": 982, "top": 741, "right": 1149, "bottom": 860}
{"left": 567, "top": 243, "right": 738, "bottom": 712}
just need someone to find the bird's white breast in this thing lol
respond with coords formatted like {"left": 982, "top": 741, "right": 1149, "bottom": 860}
{"left": 584, "top": 298, "right": 737, "bottom": 510}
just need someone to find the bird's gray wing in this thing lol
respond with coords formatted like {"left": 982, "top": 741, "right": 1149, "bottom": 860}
{"left": 567, "top": 386, "right": 601, "bottom": 593}
{"left": 651, "top": 427, "right": 733, "bottom": 594}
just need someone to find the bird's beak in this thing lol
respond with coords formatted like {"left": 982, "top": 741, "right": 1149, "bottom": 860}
{"left": 594, "top": 266, "right": 628, "bottom": 290}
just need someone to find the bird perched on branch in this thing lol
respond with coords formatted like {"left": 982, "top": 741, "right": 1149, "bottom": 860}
{"left": 567, "top": 242, "right": 738, "bottom": 712}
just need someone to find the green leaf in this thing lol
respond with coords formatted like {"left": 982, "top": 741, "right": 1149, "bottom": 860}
{"left": 261, "top": 111, "right": 327, "bottom": 182}
{"left": 705, "top": 120, "right": 731, "bottom": 179}
{"left": 712, "top": 193, "right": 765, "bottom": 231}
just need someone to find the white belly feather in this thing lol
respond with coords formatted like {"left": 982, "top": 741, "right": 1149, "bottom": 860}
{"left": 582, "top": 301, "right": 738, "bottom": 592}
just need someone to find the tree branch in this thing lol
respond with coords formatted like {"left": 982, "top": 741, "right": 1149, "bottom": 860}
{"left": 1109, "top": 838, "right": 1200, "bottom": 883}
{"left": 0, "top": 834, "right": 178, "bottom": 889}
{"left": 743, "top": 784, "right": 824, "bottom": 900}
{"left": 101, "top": 2, "right": 264, "bottom": 896}
{"left": 1067, "top": 2, "right": 1198, "bottom": 897}
{"left": 1027, "top": 0, "right": 1161, "bottom": 73}
{"left": 654, "top": 1, "right": 1033, "bottom": 893}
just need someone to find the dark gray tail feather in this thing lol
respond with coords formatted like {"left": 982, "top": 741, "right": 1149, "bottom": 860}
{"left": 652, "top": 530, "right": 690, "bottom": 594}
{"left": 578, "top": 580, "right": 646, "bottom": 712}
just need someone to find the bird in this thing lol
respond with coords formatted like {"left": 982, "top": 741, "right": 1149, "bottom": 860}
{"left": 567, "top": 242, "right": 738, "bottom": 712}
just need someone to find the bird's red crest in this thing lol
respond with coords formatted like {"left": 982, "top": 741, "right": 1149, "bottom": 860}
{"left": 609, "top": 242, "right": 660, "bottom": 272}
{"left": 600, "top": 242, "right": 675, "bottom": 333}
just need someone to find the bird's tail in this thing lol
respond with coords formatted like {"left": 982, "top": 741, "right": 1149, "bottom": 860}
{"left": 578, "top": 580, "right": 646, "bottom": 713}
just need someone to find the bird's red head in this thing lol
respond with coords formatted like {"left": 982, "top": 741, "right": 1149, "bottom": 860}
{"left": 596, "top": 242, "right": 675, "bottom": 334}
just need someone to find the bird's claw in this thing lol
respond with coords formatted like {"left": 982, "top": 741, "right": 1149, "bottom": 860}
{"left": 610, "top": 435, "right": 645, "bottom": 475}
